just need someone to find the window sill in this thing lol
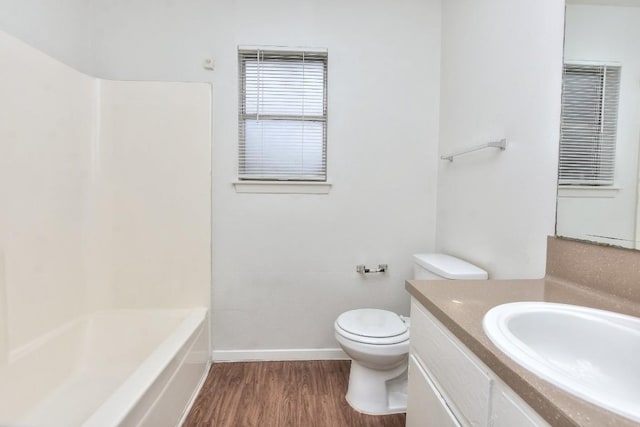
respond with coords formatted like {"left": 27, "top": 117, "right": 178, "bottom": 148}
{"left": 558, "top": 185, "right": 620, "bottom": 198}
{"left": 233, "top": 181, "right": 332, "bottom": 194}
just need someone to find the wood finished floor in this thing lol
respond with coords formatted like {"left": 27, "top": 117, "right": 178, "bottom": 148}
{"left": 183, "top": 360, "right": 406, "bottom": 427}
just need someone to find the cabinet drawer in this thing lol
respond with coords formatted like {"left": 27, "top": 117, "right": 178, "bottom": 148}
{"left": 410, "top": 299, "right": 491, "bottom": 427}
{"left": 407, "top": 354, "right": 462, "bottom": 427}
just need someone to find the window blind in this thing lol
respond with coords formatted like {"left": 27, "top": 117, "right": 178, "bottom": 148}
{"left": 559, "top": 64, "right": 621, "bottom": 186}
{"left": 238, "top": 48, "right": 328, "bottom": 181}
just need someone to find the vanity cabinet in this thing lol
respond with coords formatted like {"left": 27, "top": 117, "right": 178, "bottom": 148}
{"left": 407, "top": 299, "right": 549, "bottom": 427}
{"left": 407, "top": 354, "right": 461, "bottom": 427}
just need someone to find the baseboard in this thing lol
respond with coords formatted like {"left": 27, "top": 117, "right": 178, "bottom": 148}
{"left": 211, "top": 348, "right": 348, "bottom": 362}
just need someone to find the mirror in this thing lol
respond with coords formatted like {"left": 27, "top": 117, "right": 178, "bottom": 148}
{"left": 556, "top": 0, "right": 640, "bottom": 249}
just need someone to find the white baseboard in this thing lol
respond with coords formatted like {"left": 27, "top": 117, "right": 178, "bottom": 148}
{"left": 211, "top": 348, "right": 348, "bottom": 362}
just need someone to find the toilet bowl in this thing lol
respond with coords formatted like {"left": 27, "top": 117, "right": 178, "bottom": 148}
{"left": 335, "top": 253, "right": 487, "bottom": 415}
{"left": 334, "top": 309, "right": 410, "bottom": 415}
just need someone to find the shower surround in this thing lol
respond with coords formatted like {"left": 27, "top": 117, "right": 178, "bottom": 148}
{"left": 0, "top": 30, "right": 211, "bottom": 426}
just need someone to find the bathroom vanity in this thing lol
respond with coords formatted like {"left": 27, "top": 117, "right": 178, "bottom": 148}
{"left": 405, "top": 237, "right": 640, "bottom": 427}
{"left": 406, "top": 297, "right": 547, "bottom": 427}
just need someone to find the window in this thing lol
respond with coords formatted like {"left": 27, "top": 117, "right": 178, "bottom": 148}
{"left": 238, "top": 48, "right": 328, "bottom": 181}
{"left": 559, "top": 63, "right": 621, "bottom": 186}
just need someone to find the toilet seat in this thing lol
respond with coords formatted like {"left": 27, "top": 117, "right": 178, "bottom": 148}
{"left": 335, "top": 309, "right": 409, "bottom": 345}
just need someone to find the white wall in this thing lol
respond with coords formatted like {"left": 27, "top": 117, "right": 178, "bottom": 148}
{"left": 86, "top": 0, "right": 442, "bottom": 354}
{"left": 557, "top": 5, "right": 640, "bottom": 249}
{"left": 0, "top": 0, "right": 568, "bottom": 354}
{"left": 211, "top": 0, "right": 441, "bottom": 353}
{"left": 0, "top": 0, "right": 93, "bottom": 73}
{"left": 435, "top": 0, "right": 565, "bottom": 278}
{"left": 89, "top": 0, "right": 216, "bottom": 82}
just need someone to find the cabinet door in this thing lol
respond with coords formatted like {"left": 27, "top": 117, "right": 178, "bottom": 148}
{"left": 407, "top": 354, "right": 462, "bottom": 427}
{"left": 491, "top": 385, "right": 550, "bottom": 427}
{"left": 410, "top": 300, "right": 491, "bottom": 426}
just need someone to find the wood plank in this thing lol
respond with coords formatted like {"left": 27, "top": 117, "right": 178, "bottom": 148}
{"left": 183, "top": 360, "right": 406, "bottom": 427}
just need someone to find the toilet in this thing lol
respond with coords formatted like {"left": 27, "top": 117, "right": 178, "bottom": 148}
{"left": 334, "top": 253, "right": 488, "bottom": 415}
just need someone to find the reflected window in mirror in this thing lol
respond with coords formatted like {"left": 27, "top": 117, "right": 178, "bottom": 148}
{"left": 557, "top": 2, "right": 640, "bottom": 250}
{"left": 559, "top": 63, "right": 621, "bottom": 186}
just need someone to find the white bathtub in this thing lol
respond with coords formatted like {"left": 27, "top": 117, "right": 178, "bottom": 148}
{"left": 0, "top": 308, "right": 209, "bottom": 427}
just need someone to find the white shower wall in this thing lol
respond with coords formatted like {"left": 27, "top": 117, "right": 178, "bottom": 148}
{"left": 0, "top": 30, "right": 211, "bottom": 357}
{"left": 87, "top": 80, "right": 212, "bottom": 311}
{"left": 0, "top": 30, "right": 94, "bottom": 351}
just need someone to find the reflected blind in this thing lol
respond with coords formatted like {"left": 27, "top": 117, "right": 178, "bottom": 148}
{"left": 238, "top": 48, "right": 328, "bottom": 181}
{"left": 559, "top": 64, "right": 621, "bottom": 186}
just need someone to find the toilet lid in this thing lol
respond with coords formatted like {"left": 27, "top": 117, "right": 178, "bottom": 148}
{"left": 336, "top": 309, "right": 407, "bottom": 338}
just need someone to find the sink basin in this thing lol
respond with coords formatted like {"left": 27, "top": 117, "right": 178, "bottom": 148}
{"left": 483, "top": 302, "right": 640, "bottom": 422}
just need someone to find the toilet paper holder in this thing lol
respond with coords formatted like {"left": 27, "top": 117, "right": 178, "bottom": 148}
{"left": 356, "top": 264, "right": 388, "bottom": 274}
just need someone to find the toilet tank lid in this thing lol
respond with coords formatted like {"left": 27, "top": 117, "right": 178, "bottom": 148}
{"left": 413, "top": 253, "right": 488, "bottom": 280}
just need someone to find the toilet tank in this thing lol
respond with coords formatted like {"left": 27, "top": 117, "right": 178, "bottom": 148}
{"left": 413, "top": 253, "right": 488, "bottom": 280}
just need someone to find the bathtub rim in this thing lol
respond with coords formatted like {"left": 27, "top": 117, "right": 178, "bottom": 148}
{"left": 81, "top": 307, "right": 208, "bottom": 427}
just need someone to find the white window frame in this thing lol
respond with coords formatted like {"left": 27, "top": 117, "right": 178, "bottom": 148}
{"left": 237, "top": 46, "right": 328, "bottom": 182}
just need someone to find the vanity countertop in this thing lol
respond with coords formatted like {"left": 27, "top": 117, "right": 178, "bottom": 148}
{"left": 406, "top": 276, "right": 640, "bottom": 427}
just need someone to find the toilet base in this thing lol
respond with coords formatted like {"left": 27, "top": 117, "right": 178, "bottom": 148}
{"left": 345, "top": 359, "right": 408, "bottom": 415}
